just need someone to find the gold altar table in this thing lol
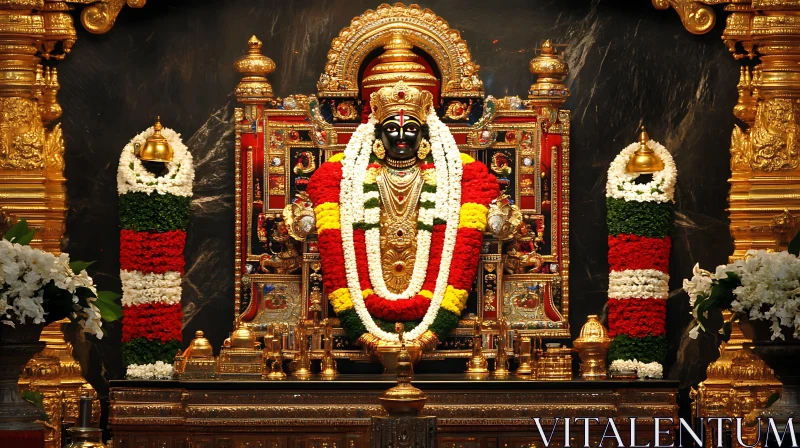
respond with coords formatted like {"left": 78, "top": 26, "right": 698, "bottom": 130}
{"left": 109, "top": 376, "right": 678, "bottom": 448}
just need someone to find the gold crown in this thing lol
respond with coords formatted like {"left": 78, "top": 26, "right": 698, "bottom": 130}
{"left": 370, "top": 80, "right": 434, "bottom": 123}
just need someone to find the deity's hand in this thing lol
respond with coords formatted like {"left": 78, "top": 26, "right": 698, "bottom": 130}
{"left": 283, "top": 191, "right": 315, "bottom": 241}
{"left": 487, "top": 194, "right": 522, "bottom": 240}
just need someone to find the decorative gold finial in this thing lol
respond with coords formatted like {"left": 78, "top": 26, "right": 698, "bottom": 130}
{"left": 573, "top": 315, "right": 611, "bottom": 380}
{"left": 378, "top": 323, "right": 428, "bottom": 416}
{"left": 626, "top": 125, "right": 665, "bottom": 174}
{"left": 137, "top": 116, "right": 174, "bottom": 163}
{"left": 370, "top": 80, "right": 434, "bottom": 123}
{"left": 186, "top": 330, "right": 213, "bottom": 358}
{"left": 40, "top": 67, "right": 62, "bottom": 124}
{"left": 528, "top": 39, "right": 570, "bottom": 106}
{"left": 493, "top": 318, "right": 510, "bottom": 378}
{"left": 234, "top": 35, "right": 276, "bottom": 104}
{"left": 362, "top": 32, "right": 438, "bottom": 93}
{"left": 465, "top": 317, "right": 489, "bottom": 378}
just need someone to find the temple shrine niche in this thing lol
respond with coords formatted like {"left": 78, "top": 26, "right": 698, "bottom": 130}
{"left": 234, "top": 3, "right": 572, "bottom": 365}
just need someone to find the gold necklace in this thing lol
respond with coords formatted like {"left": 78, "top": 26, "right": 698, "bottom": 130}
{"left": 385, "top": 156, "right": 417, "bottom": 168}
{"left": 377, "top": 165, "right": 422, "bottom": 218}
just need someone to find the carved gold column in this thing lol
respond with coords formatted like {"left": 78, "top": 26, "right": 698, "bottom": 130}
{"left": 0, "top": 2, "right": 143, "bottom": 446}
{"left": 655, "top": 1, "right": 794, "bottom": 443}
{"left": 0, "top": 0, "right": 60, "bottom": 252}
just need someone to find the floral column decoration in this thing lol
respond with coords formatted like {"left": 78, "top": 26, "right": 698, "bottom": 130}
{"left": 605, "top": 133, "right": 676, "bottom": 379}
{"left": 117, "top": 126, "right": 194, "bottom": 379}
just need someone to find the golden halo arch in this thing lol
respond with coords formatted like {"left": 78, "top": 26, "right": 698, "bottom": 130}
{"left": 316, "top": 3, "right": 484, "bottom": 98}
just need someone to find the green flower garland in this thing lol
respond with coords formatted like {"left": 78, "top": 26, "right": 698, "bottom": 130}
{"left": 608, "top": 334, "right": 667, "bottom": 365}
{"left": 119, "top": 192, "right": 191, "bottom": 232}
{"left": 122, "top": 337, "right": 181, "bottom": 366}
{"left": 606, "top": 197, "right": 672, "bottom": 238}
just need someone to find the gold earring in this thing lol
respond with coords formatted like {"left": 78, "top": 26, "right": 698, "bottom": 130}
{"left": 372, "top": 139, "right": 385, "bottom": 159}
{"left": 417, "top": 139, "right": 431, "bottom": 160}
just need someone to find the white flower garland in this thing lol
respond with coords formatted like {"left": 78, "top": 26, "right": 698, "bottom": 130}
{"left": 126, "top": 361, "right": 174, "bottom": 379}
{"left": 0, "top": 239, "right": 103, "bottom": 338}
{"left": 340, "top": 111, "right": 463, "bottom": 342}
{"left": 686, "top": 250, "right": 800, "bottom": 340}
{"left": 608, "top": 269, "right": 669, "bottom": 299}
{"left": 120, "top": 270, "right": 182, "bottom": 306}
{"left": 606, "top": 139, "right": 676, "bottom": 203}
{"left": 609, "top": 359, "right": 663, "bottom": 379}
{"left": 117, "top": 126, "right": 194, "bottom": 197}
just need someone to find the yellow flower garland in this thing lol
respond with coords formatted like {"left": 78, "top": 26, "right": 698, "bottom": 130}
{"left": 328, "top": 287, "right": 353, "bottom": 314}
{"left": 314, "top": 202, "right": 341, "bottom": 232}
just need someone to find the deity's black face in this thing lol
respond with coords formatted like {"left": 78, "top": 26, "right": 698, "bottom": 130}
{"left": 376, "top": 113, "right": 428, "bottom": 165}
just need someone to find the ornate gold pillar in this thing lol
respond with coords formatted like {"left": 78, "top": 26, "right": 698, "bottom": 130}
{"left": 0, "top": 2, "right": 143, "bottom": 446}
{"left": 655, "top": 1, "right": 796, "bottom": 443}
{"left": 657, "top": 0, "right": 800, "bottom": 258}
{"left": 0, "top": 0, "right": 145, "bottom": 252}
{"left": 0, "top": 0, "right": 61, "bottom": 252}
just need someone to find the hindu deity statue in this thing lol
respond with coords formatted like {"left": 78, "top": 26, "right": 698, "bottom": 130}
{"left": 306, "top": 79, "right": 502, "bottom": 353}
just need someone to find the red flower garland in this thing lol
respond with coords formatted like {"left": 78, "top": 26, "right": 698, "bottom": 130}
{"left": 364, "top": 293, "right": 430, "bottom": 321}
{"left": 122, "top": 302, "right": 183, "bottom": 343}
{"left": 308, "top": 157, "right": 497, "bottom": 332}
{"left": 353, "top": 228, "right": 372, "bottom": 291}
{"left": 461, "top": 161, "right": 500, "bottom": 205}
{"left": 607, "top": 298, "right": 666, "bottom": 338}
{"left": 306, "top": 161, "right": 342, "bottom": 204}
{"left": 421, "top": 224, "right": 446, "bottom": 292}
{"left": 317, "top": 229, "right": 348, "bottom": 292}
{"left": 120, "top": 229, "right": 186, "bottom": 274}
{"left": 447, "top": 228, "right": 484, "bottom": 290}
{"left": 608, "top": 234, "right": 671, "bottom": 273}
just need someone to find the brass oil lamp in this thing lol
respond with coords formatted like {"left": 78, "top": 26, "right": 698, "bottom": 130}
{"left": 573, "top": 315, "right": 611, "bottom": 380}
{"left": 378, "top": 323, "right": 427, "bottom": 416}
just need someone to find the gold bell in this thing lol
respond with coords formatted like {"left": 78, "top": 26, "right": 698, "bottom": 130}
{"left": 626, "top": 126, "right": 664, "bottom": 174}
{"left": 137, "top": 116, "right": 173, "bottom": 163}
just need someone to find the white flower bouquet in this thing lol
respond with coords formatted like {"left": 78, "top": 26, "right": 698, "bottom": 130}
{"left": 1, "top": 220, "right": 121, "bottom": 338}
{"left": 684, "top": 237, "right": 800, "bottom": 341}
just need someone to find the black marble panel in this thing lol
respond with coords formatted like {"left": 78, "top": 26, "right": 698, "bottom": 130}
{"left": 58, "top": 0, "right": 735, "bottom": 417}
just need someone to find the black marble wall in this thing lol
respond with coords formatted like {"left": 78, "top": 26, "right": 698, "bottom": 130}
{"left": 58, "top": 0, "right": 736, "bottom": 415}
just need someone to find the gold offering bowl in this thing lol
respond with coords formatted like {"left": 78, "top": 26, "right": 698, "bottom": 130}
{"left": 375, "top": 342, "right": 423, "bottom": 374}
{"left": 379, "top": 382, "right": 427, "bottom": 415}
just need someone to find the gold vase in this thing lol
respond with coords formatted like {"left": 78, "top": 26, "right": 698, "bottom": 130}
{"left": 573, "top": 315, "right": 611, "bottom": 380}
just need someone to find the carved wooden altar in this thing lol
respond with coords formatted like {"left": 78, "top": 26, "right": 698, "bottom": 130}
{"left": 109, "top": 377, "right": 678, "bottom": 448}
{"left": 233, "top": 3, "right": 571, "bottom": 361}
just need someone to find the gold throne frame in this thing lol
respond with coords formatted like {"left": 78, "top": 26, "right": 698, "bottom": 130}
{"left": 233, "top": 3, "right": 572, "bottom": 359}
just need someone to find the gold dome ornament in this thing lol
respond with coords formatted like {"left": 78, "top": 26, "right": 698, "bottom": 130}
{"left": 186, "top": 330, "right": 214, "bottom": 358}
{"left": 626, "top": 126, "right": 665, "bottom": 174}
{"left": 362, "top": 32, "right": 438, "bottom": 93}
{"left": 229, "top": 322, "right": 256, "bottom": 349}
{"left": 573, "top": 315, "right": 611, "bottom": 380}
{"left": 137, "top": 117, "right": 173, "bottom": 163}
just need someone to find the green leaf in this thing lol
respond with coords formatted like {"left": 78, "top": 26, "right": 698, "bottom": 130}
{"left": 94, "top": 291, "right": 122, "bottom": 322}
{"left": 789, "top": 230, "right": 800, "bottom": 256}
{"left": 13, "top": 229, "right": 36, "bottom": 245}
{"left": 4, "top": 219, "right": 28, "bottom": 242}
{"left": 69, "top": 260, "right": 95, "bottom": 275}
{"left": 41, "top": 281, "right": 74, "bottom": 323}
{"left": 20, "top": 391, "right": 49, "bottom": 423}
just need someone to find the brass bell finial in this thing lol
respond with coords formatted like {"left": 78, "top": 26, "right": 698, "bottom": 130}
{"left": 138, "top": 116, "right": 174, "bottom": 163}
{"left": 626, "top": 126, "right": 665, "bottom": 174}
